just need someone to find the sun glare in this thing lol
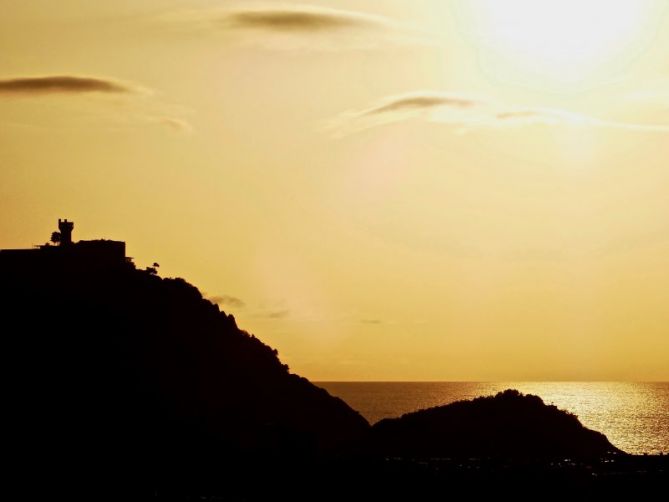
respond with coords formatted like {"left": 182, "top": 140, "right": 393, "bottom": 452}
{"left": 461, "top": 0, "right": 659, "bottom": 89}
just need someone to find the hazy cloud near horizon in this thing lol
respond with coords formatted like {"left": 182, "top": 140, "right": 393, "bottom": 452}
{"left": 0, "top": 76, "right": 137, "bottom": 96}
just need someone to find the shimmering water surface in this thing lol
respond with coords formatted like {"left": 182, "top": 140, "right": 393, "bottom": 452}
{"left": 318, "top": 382, "right": 669, "bottom": 455}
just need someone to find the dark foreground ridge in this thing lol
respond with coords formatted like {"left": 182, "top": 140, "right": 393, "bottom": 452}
{"left": 1, "top": 221, "right": 368, "bottom": 496}
{"left": 1, "top": 221, "right": 666, "bottom": 499}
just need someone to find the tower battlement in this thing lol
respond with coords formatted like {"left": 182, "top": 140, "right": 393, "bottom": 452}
{"left": 57, "top": 219, "right": 74, "bottom": 246}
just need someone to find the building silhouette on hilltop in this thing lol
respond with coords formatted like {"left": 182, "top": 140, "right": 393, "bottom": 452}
{"left": 0, "top": 219, "right": 126, "bottom": 271}
{"left": 54, "top": 218, "right": 74, "bottom": 246}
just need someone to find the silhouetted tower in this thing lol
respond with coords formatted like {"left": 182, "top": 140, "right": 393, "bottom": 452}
{"left": 58, "top": 219, "right": 74, "bottom": 246}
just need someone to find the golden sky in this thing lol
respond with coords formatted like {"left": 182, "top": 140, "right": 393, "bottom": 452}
{"left": 2, "top": 0, "right": 669, "bottom": 381}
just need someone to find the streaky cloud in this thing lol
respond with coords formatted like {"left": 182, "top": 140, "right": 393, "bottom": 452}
{"left": 496, "top": 110, "right": 543, "bottom": 120}
{"left": 331, "top": 90, "right": 669, "bottom": 137}
{"left": 0, "top": 75, "right": 136, "bottom": 96}
{"left": 625, "top": 80, "right": 669, "bottom": 108}
{"left": 156, "top": 116, "right": 194, "bottom": 134}
{"left": 266, "top": 309, "right": 290, "bottom": 319}
{"left": 0, "top": 75, "right": 191, "bottom": 134}
{"left": 164, "top": 4, "right": 426, "bottom": 51}
{"left": 209, "top": 294, "right": 246, "bottom": 309}
{"left": 365, "top": 94, "right": 477, "bottom": 115}
{"left": 224, "top": 8, "right": 376, "bottom": 32}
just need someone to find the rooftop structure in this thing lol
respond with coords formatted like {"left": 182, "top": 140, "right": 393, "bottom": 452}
{"left": 0, "top": 219, "right": 126, "bottom": 272}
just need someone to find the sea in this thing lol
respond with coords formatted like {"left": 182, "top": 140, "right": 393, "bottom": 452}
{"left": 317, "top": 382, "right": 669, "bottom": 455}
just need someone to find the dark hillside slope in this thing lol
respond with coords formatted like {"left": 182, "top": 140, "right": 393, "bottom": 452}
{"left": 1, "top": 258, "right": 368, "bottom": 492}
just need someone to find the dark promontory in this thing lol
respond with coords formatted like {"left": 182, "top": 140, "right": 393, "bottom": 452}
{"left": 1, "top": 220, "right": 368, "bottom": 496}
{"left": 367, "top": 389, "right": 621, "bottom": 459}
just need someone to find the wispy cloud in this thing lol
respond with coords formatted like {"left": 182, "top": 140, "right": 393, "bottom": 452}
{"left": 0, "top": 74, "right": 191, "bottom": 134}
{"left": 241, "top": 306, "right": 293, "bottom": 320}
{"left": 222, "top": 7, "right": 382, "bottom": 32}
{"left": 625, "top": 80, "right": 669, "bottom": 109}
{"left": 0, "top": 75, "right": 138, "bottom": 96}
{"left": 164, "top": 4, "right": 424, "bottom": 50}
{"left": 331, "top": 90, "right": 669, "bottom": 136}
{"left": 155, "top": 116, "right": 194, "bottom": 134}
{"left": 368, "top": 94, "right": 477, "bottom": 114}
{"left": 265, "top": 309, "right": 290, "bottom": 319}
{"left": 209, "top": 294, "right": 246, "bottom": 309}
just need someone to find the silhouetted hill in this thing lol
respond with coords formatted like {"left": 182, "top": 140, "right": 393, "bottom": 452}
{"left": 4, "top": 235, "right": 654, "bottom": 499}
{"left": 366, "top": 390, "right": 622, "bottom": 459}
{"left": 1, "top": 256, "right": 368, "bottom": 494}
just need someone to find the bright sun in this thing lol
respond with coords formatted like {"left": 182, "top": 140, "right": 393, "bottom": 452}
{"left": 461, "top": 0, "right": 659, "bottom": 89}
